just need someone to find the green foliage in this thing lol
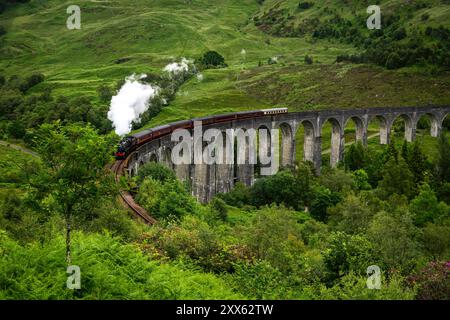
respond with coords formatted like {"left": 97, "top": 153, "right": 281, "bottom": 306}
{"left": 136, "top": 162, "right": 176, "bottom": 184}
{"left": 322, "top": 232, "right": 375, "bottom": 284}
{"left": 32, "top": 122, "right": 115, "bottom": 263}
{"left": 298, "top": 2, "right": 314, "bottom": 10}
{"left": 218, "top": 182, "right": 252, "bottom": 207}
{"left": 420, "top": 223, "right": 450, "bottom": 260}
{"left": 227, "top": 261, "right": 287, "bottom": 299}
{"left": 136, "top": 177, "right": 197, "bottom": 220}
{"left": 409, "top": 183, "right": 449, "bottom": 227}
{"left": 378, "top": 157, "right": 414, "bottom": 199}
{"left": 328, "top": 193, "right": 374, "bottom": 234}
{"left": 199, "top": 51, "right": 227, "bottom": 68}
{"left": 250, "top": 169, "right": 311, "bottom": 210}
{"left": 141, "top": 215, "right": 246, "bottom": 273}
{"left": 344, "top": 141, "right": 366, "bottom": 171}
{"left": 315, "top": 272, "right": 416, "bottom": 300}
{"left": 19, "top": 73, "right": 44, "bottom": 93}
{"left": 210, "top": 197, "right": 228, "bottom": 221}
{"left": 97, "top": 85, "right": 112, "bottom": 103}
{"left": 352, "top": 169, "right": 371, "bottom": 190}
{"left": 318, "top": 168, "right": 354, "bottom": 194}
{"left": 408, "top": 261, "right": 450, "bottom": 300}
{"left": 304, "top": 55, "right": 313, "bottom": 65}
{"left": 435, "top": 133, "right": 450, "bottom": 184}
{"left": 310, "top": 186, "right": 341, "bottom": 222}
{"left": 407, "top": 141, "right": 429, "bottom": 188}
{"left": 368, "top": 210, "right": 420, "bottom": 273}
{"left": 0, "top": 230, "right": 240, "bottom": 299}
{"left": 241, "top": 206, "right": 305, "bottom": 274}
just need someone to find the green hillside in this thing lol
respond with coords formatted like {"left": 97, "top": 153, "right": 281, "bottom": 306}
{"left": 0, "top": 0, "right": 449, "bottom": 137}
{"left": 1, "top": 1, "right": 450, "bottom": 302}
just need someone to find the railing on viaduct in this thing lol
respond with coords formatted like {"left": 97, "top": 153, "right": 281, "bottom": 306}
{"left": 126, "top": 105, "right": 450, "bottom": 203}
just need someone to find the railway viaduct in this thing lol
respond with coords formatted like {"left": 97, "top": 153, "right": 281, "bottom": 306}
{"left": 127, "top": 105, "right": 450, "bottom": 203}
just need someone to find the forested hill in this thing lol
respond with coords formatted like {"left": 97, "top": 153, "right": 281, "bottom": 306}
{"left": 254, "top": 0, "right": 450, "bottom": 69}
{"left": 0, "top": 0, "right": 450, "bottom": 139}
{"left": 0, "top": 0, "right": 450, "bottom": 301}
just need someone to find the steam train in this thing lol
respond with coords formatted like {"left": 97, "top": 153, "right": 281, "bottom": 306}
{"left": 114, "top": 108, "right": 288, "bottom": 160}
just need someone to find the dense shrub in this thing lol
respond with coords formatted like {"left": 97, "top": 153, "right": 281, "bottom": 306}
{"left": 298, "top": 1, "right": 313, "bottom": 10}
{"left": 199, "top": 51, "right": 227, "bottom": 68}
{"left": 0, "top": 231, "right": 240, "bottom": 299}
{"left": 136, "top": 177, "right": 197, "bottom": 220}
{"left": 408, "top": 261, "right": 450, "bottom": 300}
{"left": 136, "top": 162, "right": 176, "bottom": 184}
{"left": 250, "top": 167, "right": 312, "bottom": 210}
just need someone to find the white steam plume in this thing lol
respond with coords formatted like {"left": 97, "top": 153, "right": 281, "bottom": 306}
{"left": 108, "top": 74, "right": 159, "bottom": 136}
{"left": 163, "top": 58, "right": 192, "bottom": 76}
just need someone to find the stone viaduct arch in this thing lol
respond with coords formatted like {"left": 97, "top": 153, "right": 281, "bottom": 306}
{"left": 126, "top": 105, "right": 449, "bottom": 203}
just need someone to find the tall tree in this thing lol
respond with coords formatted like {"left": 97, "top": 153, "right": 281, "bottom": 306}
{"left": 385, "top": 138, "right": 399, "bottom": 162}
{"left": 407, "top": 141, "right": 428, "bottom": 188}
{"left": 378, "top": 157, "right": 414, "bottom": 199}
{"left": 401, "top": 140, "right": 409, "bottom": 161}
{"left": 32, "top": 122, "right": 114, "bottom": 264}
{"left": 436, "top": 133, "right": 450, "bottom": 184}
{"left": 344, "top": 141, "right": 366, "bottom": 171}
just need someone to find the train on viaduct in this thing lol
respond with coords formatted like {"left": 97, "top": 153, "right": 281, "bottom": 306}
{"left": 118, "top": 105, "right": 450, "bottom": 203}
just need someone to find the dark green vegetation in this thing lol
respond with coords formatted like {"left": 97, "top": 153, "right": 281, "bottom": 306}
{"left": 255, "top": 0, "right": 450, "bottom": 70}
{"left": 1, "top": 0, "right": 450, "bottom": 139}
{"left": 4, "top": 122, "right": 449, "bottom": 299}
{"left": 0, "top": 0, "right": 449, "bottom": 300}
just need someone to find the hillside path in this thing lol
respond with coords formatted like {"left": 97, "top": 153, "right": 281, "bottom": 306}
{"left": 322, "top": 133, "right": 380, "bottom": 155}
{"left": 0, "top": 140, "right": 40, "bottom": 158}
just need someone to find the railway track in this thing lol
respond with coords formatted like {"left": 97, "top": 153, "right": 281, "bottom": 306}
{"left": 111, "top": 159, "right": 157, "bottom": 225}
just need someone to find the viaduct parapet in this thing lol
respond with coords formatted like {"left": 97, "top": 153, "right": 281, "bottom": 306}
{"left": 127, "top": 105, "right": 450, "bottom": 203}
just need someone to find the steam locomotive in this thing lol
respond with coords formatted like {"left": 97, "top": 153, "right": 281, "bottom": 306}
{"left": 114, "top": 108, "right": 288, "bottom": 160}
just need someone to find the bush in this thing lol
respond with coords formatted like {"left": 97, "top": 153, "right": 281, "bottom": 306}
{"left": 0, "top": 230, "right": 241, "bottom": 299}
{"left": 250, "top": 169, "right": 311, "bottom": 210}
{"left": 322, "top": 232, "right": 376, "bottom": 283}
{"left": 210, "top": 197, "right": 228, "bottom": 221}
{"left": 298, "top": 1, "right": 314, "bottom": 10}
{"left": 310, "top": 186, "right": 341, "bottom": 222}
{"left": 408, "top": 261, "right": 450, "bottom": 300}
{"left": 199, "top": 51, "right": 226, "bottom": 68}
{"left": 0, "top": 25, "right": 6, "bottom": 37}
{"left": 19, "top": 73, "right": 45, "bottom": 93}
{"left": 136, "top": 162, "right": 176, "bottom": 184}
{"left": 136, "top": 177, "right": 197, "bottom": 220}
{"left": 97, "top": 85, "right": 112, "bottom": 103}
{"left": 315, "top": 272, "right": 416, "bottom": 300}
{"left": 218, "top": 182, "right": 251, "bottom": 207}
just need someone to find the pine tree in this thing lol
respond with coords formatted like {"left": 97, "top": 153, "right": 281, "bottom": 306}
{"left": 378, "top": 156, "right": 414, "bottom": 199}
{"left": 401, "top": 140, "right": 409, "bottom": 161}
{"left": 436, "top": 133, "right": 450, "bottom": 184}
{"left": 385, "top": 138, "right": 398, "bottom": 163}
{"left": 344, "top": 141, "right": 365, "bottom": 171}
{"left": 408, "top": 141, "right": 428, "bottom": 187}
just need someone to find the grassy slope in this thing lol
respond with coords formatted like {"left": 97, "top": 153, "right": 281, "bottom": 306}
{"left": 0, "top": 0, "right": 449, "bottom": 132}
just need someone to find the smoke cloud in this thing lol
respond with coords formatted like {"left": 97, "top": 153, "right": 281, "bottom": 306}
{"left": 163, "top": 58, "right": 192, "bottom": 76}
{"left": 107, "top": 74, "right": 159, "bottom": 136}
